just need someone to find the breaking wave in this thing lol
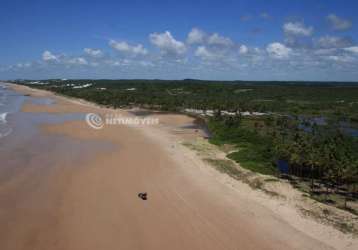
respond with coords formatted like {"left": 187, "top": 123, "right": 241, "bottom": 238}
{"left": 0, "top": 127, "right": 12, "bottom": 138}
{"left": 0, "top": 112, "right": 12, "bottom": 138}
{"left": 0, "top": 112, "right": 8, "bottom": 124}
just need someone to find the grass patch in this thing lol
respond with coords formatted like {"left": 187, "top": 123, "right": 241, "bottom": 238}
{"left": 182, "top": 140, "right": 213, "bottom": 153}
{"left": 204, "top": 159, "right": 242, "bottom": 179}
{"left": 289, "top": 178, "right": 358, "bottom": 215}
{"left": 218, "top": 143, "right": 237, "bottom": 153}
{"left": 299, "top": 207, "right": 357, "bottom": 234}
{"left": 227, "top": 148, "right": 277, "bottom": 176}
{"left": 264, "top": 178, "right": 279, "bottom": 182}
{"left": 208, "top": 118, "right": 278, "bottom": 176}
{"left": 204, "top": 158, "right": 280, "bottom": 197}
{"left": 248, "top": 178, "right": 264, "bottom": 189}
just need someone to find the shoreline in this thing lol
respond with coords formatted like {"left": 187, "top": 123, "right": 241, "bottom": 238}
{"left": 2, "top": 83, "right": 358, "bottom": 249}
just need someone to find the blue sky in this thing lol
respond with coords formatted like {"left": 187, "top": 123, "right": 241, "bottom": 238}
{"left": 1, "top": 0, "right": 358, "bottom": 81}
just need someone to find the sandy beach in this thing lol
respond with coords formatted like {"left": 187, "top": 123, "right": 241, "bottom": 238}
{"left": 0, "top": 83, "right": 357, "bottom": 250}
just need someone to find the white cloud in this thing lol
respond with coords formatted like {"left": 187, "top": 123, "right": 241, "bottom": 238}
{"left": 106, "top": 59, "right": 131, "bottom": 67}
{"left": 315, "top": 36, "right": 353, "bottom": 49}
{"left": 253, "top": 47, "right": 261, "bottom": 53}
{"left": 194, "top": 46, "right": 217, "bottom": 60}
{"left": 109, "top": 40, "right": 148, "bottom": 56}
{"left": 343, "top": 46, "right": 358, "bottom": 54}
{"left": 42, "top": 50, "right": 88, "bottom": 66}
{"left": 67, "top": 57, "right": 88, "bottom": 65}
{"left": 207, "top": 33, "right": 234, "bottom": 47}
{"left": 327, "top": 14, "right": 352, "bottom": 31}
{"left": 194, "top": 45, "right": 243, "bottom": 69}
{"left": 7, "top": 26, "right": 358, "bottom": 80}
{"left": 283, "top": 22, "right": 313, "bottom": 36}
{"left": 139, "top": 61, "right": 154, "bottom": 67}
{"left": 84, "top": 48, "right": 103, "bottom": 57}
{"left": 314, "top": 48, "right": 337, "bottom": 55}
{"left": 266, "top": 42, "right": 291, "bottom": 59}
{"left": 16, "top": 63, "right": 31, "bottom": 68}
{"left": 42, "top": 51, "right": 58, "bottom": 62}
{"left": 186, "top": 27, "right": 236, "bottom": 53}
{"left": 149, "top": 31, "right": 186, "bottom": 56}
{"left": 239, "top": 45, "right": 248, "bottom": 55}
{"left": 326, "top": 55, "right": 354, "bottom": 63}
{"left": 187, "top": 28, "right": 206, "bottom": 44}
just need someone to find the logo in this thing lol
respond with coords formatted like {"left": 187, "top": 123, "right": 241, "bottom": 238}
{"left": 85, "top": 113, "right": 104, "bottom": 130}
{"left": 85, "top": 113, "right": 160, "bottom": 129}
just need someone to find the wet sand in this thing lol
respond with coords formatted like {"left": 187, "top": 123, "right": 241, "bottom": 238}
{"left": 1, "top": 84, "right": 357, "bottom": 250}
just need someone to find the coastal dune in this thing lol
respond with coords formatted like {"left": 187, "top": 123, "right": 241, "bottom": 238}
{"left": 1, "top": 84, "right": 356, "bottom": 250}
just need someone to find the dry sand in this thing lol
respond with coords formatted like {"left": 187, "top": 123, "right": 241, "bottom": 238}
{"left": 1, "top": 84, "right": 357, "bottom": 250}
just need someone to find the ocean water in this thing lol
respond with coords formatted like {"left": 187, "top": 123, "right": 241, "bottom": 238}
{"left": 0, "top": 83, "right": 26, "bottom": 138}
{"left": 0, "top": 82, "right": 87, "bottom": 140}
{"left": 0, "top": 82, "right": 114, "bottom": 184}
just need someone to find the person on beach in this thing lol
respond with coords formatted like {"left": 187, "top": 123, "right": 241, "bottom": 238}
{"left": 138, "top": 192, "right": 147, "bottom": 200}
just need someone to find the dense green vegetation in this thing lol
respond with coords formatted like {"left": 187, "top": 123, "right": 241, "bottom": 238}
{"left": 208, "top": 115, "right": 278, "bottom": 175}
{"left": 208, "top": 114, "right": 358, "bottom": 208}
{"left": 16, "top": 79, "right": 358, "bottom": 119}
{"left": 15, "top": 79, "right": 358, "bottom": 212}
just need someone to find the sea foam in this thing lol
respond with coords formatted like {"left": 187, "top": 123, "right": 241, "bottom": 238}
{"left": 0, "top": 112, "right": 8, "bottom": 124}
{"left": 0, "top": 127, "right": 12, "bottom": 138}
{"left": 0, "top": 113, "right": 12, "bottom": 138}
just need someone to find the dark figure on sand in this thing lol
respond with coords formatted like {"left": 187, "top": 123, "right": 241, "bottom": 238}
{"left": 138, "top": 192, "right": 147, "bottom": 200}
